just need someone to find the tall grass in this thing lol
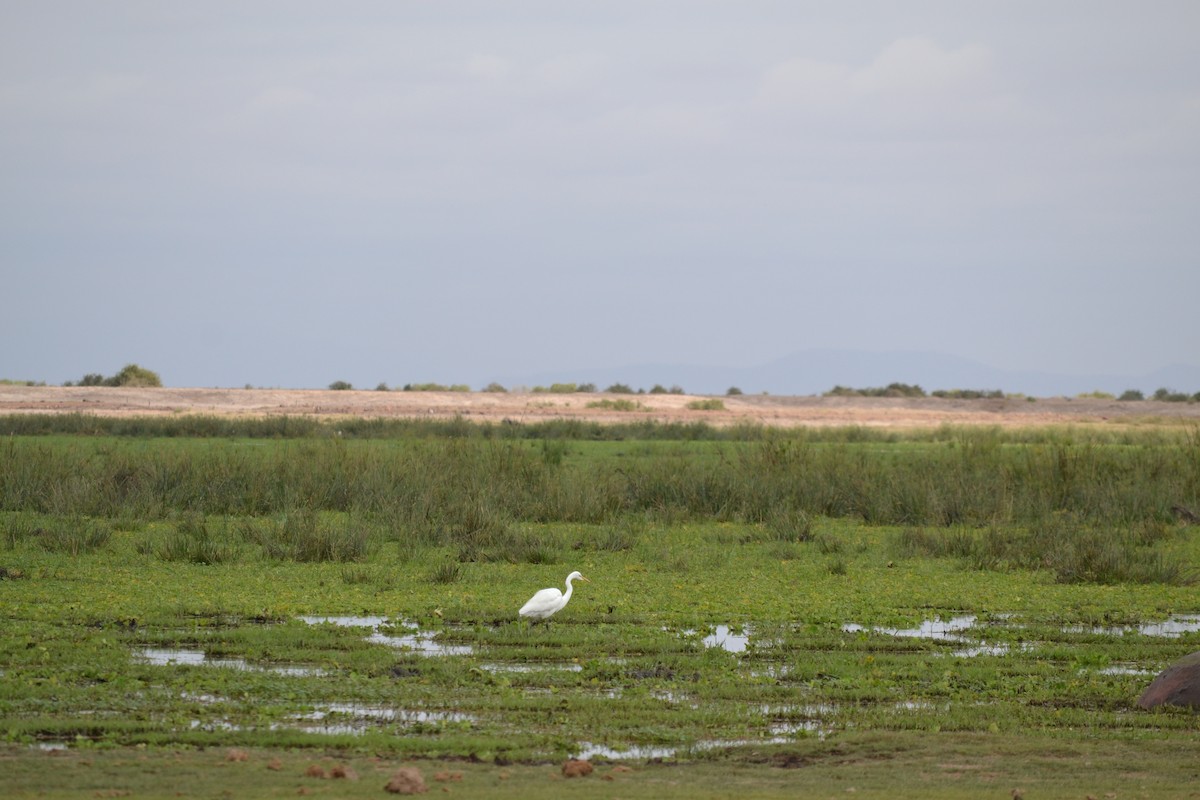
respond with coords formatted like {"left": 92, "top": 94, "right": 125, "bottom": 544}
{"left": 891, "top": 515, "right": 1196, "bottom": 585}
{"left": 244, "top": 509, "right": 374, "bottom": 562}
{"left": 2, "top": 432, "right": 1197, "bottom": 530}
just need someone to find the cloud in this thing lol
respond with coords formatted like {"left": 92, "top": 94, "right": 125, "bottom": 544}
{"left": 754, "top": 36, "right": 1000, "bottom": 129}
{"left": 853, "top": 37, "right": 993, "bottom": 96}
{"left": 463, "top": 54, "right": 514, "bottom": 82}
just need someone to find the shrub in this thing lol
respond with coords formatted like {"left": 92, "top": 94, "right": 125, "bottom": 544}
{"left": 726, "top": 387, "right": 743, "bottom": 396}
{"left": 830, "top": 383, "right": 927, "bottom": 398}
{"left": 1118, "top": 389, "right": 1144, "bottom": 401}
{"left": 932, "top": 389, "right": 1005, "bottom": 400}
{"left": 375, "top": 383, "right": 389, "bottom": 391}
{"left": 329, "top": 381, "right": 353, "bottom": 390}
{"left": 111, "top": 364, "right": 162, "bottom": 387}
{"left": 586, "top": 398, "right": 641, "bottom": 411}
{"left": 482, "top": 383, "right": 508, "bottom": 393}
{"left": 403, "top": 382, "right": 469, "bottom": 392}
{"left": 604, "top": 383, "right": 634, "bottom": 394}
{"left": 1152, "top": 387, "right": 1190, "bottom": 402}
{"left": 686, "top": 399, "right": 725, "bottom": 411}
{"left": 71, "top": 365, "right": 162, "bottom": 387}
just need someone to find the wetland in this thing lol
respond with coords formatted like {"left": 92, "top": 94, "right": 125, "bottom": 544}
{"left": 1, "top": 409, "right": 1198, "bottom": 798}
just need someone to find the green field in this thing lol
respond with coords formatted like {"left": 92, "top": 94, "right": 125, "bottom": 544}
{"left": 2, "top": 416, "right": 1198, "bottom": 797}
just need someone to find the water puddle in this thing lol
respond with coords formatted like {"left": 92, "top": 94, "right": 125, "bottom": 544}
{"left": 1094, "top": 664, "right": 1155, "bottom": 676}
{"left": 298, "top": 615, "right": 474, "bottom": 656}
{"left": 575, "top": 737, "right": 793, "bottom": 761}
{"left": 1063, "top": 615, "right": 1200, "bottom": 638}
{"left": 703, "top": 625, "right": 751, "bottom": 653}
{"left": 842, "top": 614, "right": 1020, "bottom": 657}
{"left": 134, "top": 648, "right": 325, "bottom": 676}
{"left": 478, "top": 661, "right": 583, "bottom": 673}
{"left": 292, "top": 703, "right": 473, "bottom": 735}
{"left": 189, "top": 718, "right": 243, "bottom": 732}
{"left": 842, "top": 614, "right": 978, "bottom": 640}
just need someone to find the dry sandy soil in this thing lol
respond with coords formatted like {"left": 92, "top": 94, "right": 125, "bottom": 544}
{"left": 3, "top": 385, "right": 1199, "bottom": 429}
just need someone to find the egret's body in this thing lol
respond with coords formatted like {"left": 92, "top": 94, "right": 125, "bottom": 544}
{"left": 519, "top": 571, "right": 589, "bottom": 621}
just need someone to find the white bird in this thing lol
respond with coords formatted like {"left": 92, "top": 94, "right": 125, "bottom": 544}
{"left": 519, "top": 571, "right": 590, "bottom": 621}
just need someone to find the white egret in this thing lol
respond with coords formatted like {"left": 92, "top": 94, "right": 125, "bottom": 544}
{"left": 519, "top": 571, "right": 590, "bottom": 621}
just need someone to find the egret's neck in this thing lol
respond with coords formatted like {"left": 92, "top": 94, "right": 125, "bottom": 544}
{"left": 563, "top": 576, "right": 576, "bottom": 601}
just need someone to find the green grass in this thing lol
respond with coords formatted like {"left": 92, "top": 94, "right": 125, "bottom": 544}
{"left": 1, "top": 419, "right": 1199, "bottom": 797}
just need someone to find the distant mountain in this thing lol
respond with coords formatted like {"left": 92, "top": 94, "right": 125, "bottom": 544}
{"left": 493, "top": 350, "right": 1200, "bottom": 398}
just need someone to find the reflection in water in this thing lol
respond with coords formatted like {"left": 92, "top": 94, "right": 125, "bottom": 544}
{"left": 842, "top": 615, "right": 978, "bottom": 639}
{"left": 575, "top": 736, "right": 792, "bottom": 761}
{"left": 134, "top": 648, "right": 325, "bottom": 676}
{"left": 703, "top": 625, "right": 751, "bottom": 653}
{"left": 293, "top": 702, "right": 473, "bottom": 735}
{"left": 298, "top": 615, "right": 474, "bottom": 656}
{"left": 1063, "top": 615, "right": 1200, "bottom": 638}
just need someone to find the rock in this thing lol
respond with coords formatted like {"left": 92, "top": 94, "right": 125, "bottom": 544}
{"left": 561, "top": 759, "right": 593, "bottom": 778}
{"left": 385, "top": 767, "right": 429, "bottom": 794}
{"left": 1137, "top": 651, "right": 1200, "bottom": 709}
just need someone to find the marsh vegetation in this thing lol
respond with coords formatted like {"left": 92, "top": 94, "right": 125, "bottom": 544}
{"left": 2, "top": 415, "right": 1198, "bottom": 797}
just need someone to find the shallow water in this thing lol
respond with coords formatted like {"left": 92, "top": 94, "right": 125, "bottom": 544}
{"left": 134, "top": 647, "right": 325, "bottom": 676}
{"left": 292, "top": 702, "right": 474, "bottom": 735}
{"left": 298, "top": 615, "right": 475, "bottom": 656}
{"left": 842, "top": 614, "right": 979, "bottom": 640}
{"left": 1063, "top": 615, "right": 1200, "bottom": 638}
{"left": 575, "top": 736, "right": 793, "bottom": 760}
{"left": 703, "top": 624, "right": 751, "bottom": 653}
{"left": 479, "top": 661, "right": 583, "bottom": 673}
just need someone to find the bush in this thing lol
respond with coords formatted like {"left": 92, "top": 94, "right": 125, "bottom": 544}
{"left": 686, "top": 399, "right": 725, "bottom": 411}
{"left": 605, "top": 383, "right": 634, "bottom": 394}
{"left": 70, "top": 364, "right": 162, "bottom": 388}
{"left": 726, "top": 387, "right": 743, "bottom": 396}
{"left": 482, "top": 383, "right": 508, "bottom": 393}
{"left": 932, "top": 389, "right": 1005, "bottom": 400}
{"left": 827, "top": 383, "right": 926, "bottom": 398}
{"left": 329, "top": 381, "right": 353, "bottom": 391}
{"left": 586, "top": 398, "right": 641, "bottom": 411}
{"left": 1118, "top": 389, "right": 1144, "bottom": 401}
{"left": 1152, "top": 387, "right": 1190, "bottom": 402}
{"left": 111, "top": 364, "right": 162, "bottom": 387}
{"left": 403, "top": 383, "right": 469, "bottom": 392}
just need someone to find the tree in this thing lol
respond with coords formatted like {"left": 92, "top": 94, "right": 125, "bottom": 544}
{"left": 110, "top": 364, "right": 162, "bottom": 387}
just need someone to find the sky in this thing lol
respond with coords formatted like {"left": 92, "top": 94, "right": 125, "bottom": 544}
{"left": 3, "top": 1, "right": 1198, "bottom": 390}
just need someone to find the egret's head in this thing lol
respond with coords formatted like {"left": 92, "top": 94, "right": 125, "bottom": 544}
{"left": 568, "top": 571, "right": 590, "bottom": 583}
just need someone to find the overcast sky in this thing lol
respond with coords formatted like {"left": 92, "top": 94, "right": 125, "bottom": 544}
{"left": 3, "top": 2, "right": 1198, "bottom": 389}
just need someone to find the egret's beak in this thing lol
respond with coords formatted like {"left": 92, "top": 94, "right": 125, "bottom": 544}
{"left": 579, "top": 575, "right": 591, "bottom": 583}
